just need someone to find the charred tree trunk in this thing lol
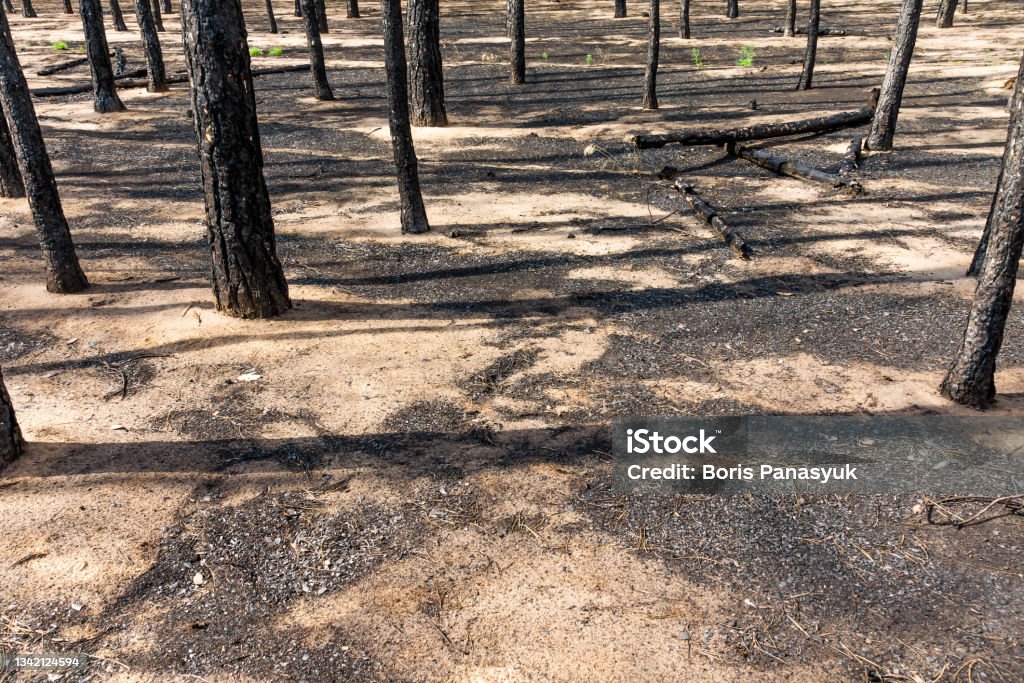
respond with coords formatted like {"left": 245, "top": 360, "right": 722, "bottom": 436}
{"left": 108, "top": 0, "right": 127, "bottom": 30}
{"left": 866, "top": 0, "right": 921, "bottom": 150}
{"left": 80, "top": 0, "right": 125, "bottom": 112}
{"left": 797, "top": 0, "right": 819, "bottom": 90}
{"left": 300, "top": 0, "right": 333, "bottom": 99}
{"left": 63, "top": 0, "right": 74, "bottom": 13}
{"left": 725, "top": 0, "right": 737, "bottom": 19}
{"left": 315, "top": 0, "right": 328, "bottom": 32}
{"left": 679, "top": 0, "right": 688, "bottom": 39}
{"left": 408, "top": 0, "right": 447, "bottom": 127}
{"left": 941, "top": 55, "right": 1024, "bottom": 408}
{"left": 347, "top": 0, "right": 359, "bottom": 18}
{"left": 134, "top": 0, "right": 166, "bottom": 91}
{"left": 509, "top": 0, "right": 524, "bottom": 84}
{"left": 150, "top": 0, "right": 164, "bottom": 31}
{"left": 935, "top": 0, "right": 956, "bottom": 28}
{"left": 672, "top": 180, "right": 750, "bottom": 259}
{"left": 0, "top": 102, "right": 24, "bottom": 198}
{"left": 264, "top": 0, "right": 277, "bottom": 33}
{"left": 0, "top": 8, "right": 89, "bottom": 292}
{"left": 381, "top": 0, "right": 429, "bottom": 233}
{"left": 179, "top": 0, "right": 291, "bottom": 318}
{"left": 162, "top": 0, "right": 170, "bottom": 12}
{"left": 21, "top": 0, "right": 35, "bottom": 18}
{"left": 0, "top": 367, "right": 22, "bottom": 469}
{"left": 614, "top": 0, "right": 625, "bottom": 18}
{"left": 642, "top": 0, "right": 658, "bottom": 109}
{"left": 784, "top": 0, "right": 796, "bottom": 36}
{"left": 294, "top": 0, "right": 301, "bottom": 16}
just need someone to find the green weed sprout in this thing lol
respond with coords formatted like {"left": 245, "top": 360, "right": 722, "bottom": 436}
{"left": 737, "top": 45, "right": 755, "bottom": 67}
{"left": 249, "top": 47, "right": 265, "bottom": 57}
{"left": 268, "top": 47, "right": 284, "bottom": 57}
{"left": 542, "top": 51, "right": 549, "bottom": 60}
{"left": 51, "top": 41, "right": 68, "bottom": 51}
{"left": 691, "top": 47, "right": 704, "bottom": 68}
{"left": 585, "top": 54, "right": 594, "bottom": 65}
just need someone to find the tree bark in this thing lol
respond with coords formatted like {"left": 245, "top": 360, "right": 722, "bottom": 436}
{"left": 0, "top": 101, "right": 24, "bottom": 198}
{"left": 679, "top": 0, "right": 689, "bottom": 39}
{"left": 162, "top": 0, "right": 170, "bottom": 12}
{"left": 725, "top": 0, "right": 737, "bottom": 19}
{"left": 301, "top": 0, "right": 333, "bottom": 99}
{"left": 315, "top": 0, "right": 328, "bottom": 32}
{"left": 672, "top": 180, "right": 750, "bottom": 259}
{"left": 2, "top": 2, "right": 12, "bottom": 15}
{"left": 866, "top": 0, "right": 921, "bottom": 150}
{"left": 941, "top": 54, "right": 1024, "bottom": 408}
{"left": 294, "top": 0, "right": 301, "bottom": 16}
{"left": 264, "top": 0, "right": 277, "bottom": 33}
{"left": 509, "top": 0, "right": 524, "bottom": 84}
{"left": 728, "top": 142, "right": 863, "bottom": 194}
{"left": 935, "top": 0, "right": 956, "bottom": 28}
{"left": 134, "top": 0, "right": 167, "bottom": 92}
{"left": 21, "top": 0, "right": 35, "bottom": 17}
{"left": 80, "top": 0, "right": 125, "bottom": 112}
{"left": 784, "top": 0, "right": 796, "bottom": 36}
{"left": 0, "top": 366, "right": 22, "bottom": 469}
{"left": 63, "top": 0, "right": 74, "bottom": 13}
{"left": 347, "top": 0, "right": 359, "bottom": 18}
{"left": 408, "top": 0, "right": 447, "bottom": 127}
{"left": 150, "top": 0, "right": 164, "bottom": 32}
{"left": 108, "top": 0, "right": 127, "bottom": 30}
{"left": 0, "top": 7, "right": 89, "bottom": 293}
{"left": 381, "top": 0, "right": 429, "bottom": 233}
{"left": 797, "top": 0, "right": 819, "bottom": 90}
{"left": 614, "top": 0, "right": 625, "bottom": 18}
{"left": 179, "top": 0, "right": 292, "bottom": 318}
{"left": 838, "top": 135, "right": 862, "bottom": 175}
{"left": 642, "top": 0, "right": 658, "bottom": 109}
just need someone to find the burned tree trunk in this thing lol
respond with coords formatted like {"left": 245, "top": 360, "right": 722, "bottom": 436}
{"left": 108, "top": 0, "right": 127, "bottom": 30}
{"left": 935, "top": 0, "right": 956, "bottom": 28}
{"left": 679, "top": 0, "right": 689, "bottom": 39}
{"left": 408, "top": 0, "right": 447, "bottom": 127}
{"left": 725, "top": 0, "right": 737, "bottom": 19}
{"left": 21, "top": 1, "right": 35, "bottom": 18}
{"left": 797, "top": 0, "right": 819, "bottom": 90}
{"left": 0, "top": 8, "right": 89, "bottom": 293}
{"left": 509, "top": 0, "right": 524, "bottom": 84}
{"left": 642, "top": 0, "right": 658, "bottom": 109}
{"left": 784, "top": 0, "right": 796, "bottom": 36}
{"left": 381, "top": 0, "right": 429, "bottom": 233}
{"left": 294, "top": 0, "right": 300, "bottom": 16}
{"left": 346, "top": 0, "right": 359, "bottom": 18}
{"left": 941, "top": 55, "right": 1024, "bottom": 408}
{"left": 264, "top": 0, "right": 277, "bottom": 33}
{"left": 614, "top": 0, "right": 625, "bottom": 18}
{"left": 300, "top": 0, "right": 333, "bottom": 99}
{"left": 728, "top": 142, "right": 863, "bottom": 194}
{"left": 63, "top": 0, "right": 74, "bottom": 13}
{"left": 150, "top": 0, "right": 164, "bottom": 32}
{"left": 179, "top": 0, "right": 292, "bottom": 318}
{"left": 672, "top": 180, "right": 750, "bottom": 258}
{"left": 162, "top": 0, "right": 170, "bottom": 12}
{"left": 0, "top": 367, "right": 22, "bottom": 469}
{"left": 80, "top": 0, "right": 125, "bottom": 112}
{"left": 0, "top": 103, "right": 24, "bottom": 198}
{"left": 134, "top": 0, "right": 167, "bottom": 92}
{"left": 866, "top": 0, "right": 921, "bottom": 150}
{"left": 315, "top": 0, "right": 328, "bottom": 32}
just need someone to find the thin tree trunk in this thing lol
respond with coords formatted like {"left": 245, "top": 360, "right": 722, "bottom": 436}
{"left": 679, "top": 0, "right": 689, "bottom": 39}
{"left": 0, "top": 366, "right": 22, "bottom": 469}
{"left": 0, "top": 101, "right": 24, "bottom": 198}
{"left": 108, "top": 0, "right": 127, "bottom": 30}
{"left": 614, "top": 0, "right": 625, "bottom": 18}
{"left": 63, "top": 0, "right": 74, "bottom": 13}
{"left": 150, "top": 0, "right": 164, "bottom": 32}
{"left": 294, "top": 0, "right": 301, "bottom": 16}
{"left": 179, "top": 0, "right": 292, "bottom": 318}
{"left": 265, "top": 0, "right": 277, "bottom": 33}
{"left": 300, "top": 0, "right": 333, "bottom": 99}
{"left": 315, "top": 0, "right": 328, "bottom": 32}
{"left": 21, "top": 0, "right": 35, "bottom": 18}
{"left": 80, "top": 0, "right": 125, "bottom": 112}
{"left": 2, "top": 1, "right": 12, "bottom": 14}
{"left": 0, "top": 8, "right": 89, "bottom": 293}
{"left": 134, "top": 0, "right": 166, "bottom": 91}
{"left": 784, "top": 0, "right": 796, "bottom": 36}
{"left": 935, "top": 0, "right": 956, "bottom": 28}
{"left": 866, "top": 0, "right": 921, "bottom": 150}
{"left": 381, "top": 0, "right": 429, "bottom": 233}
{"left": 941, "top": 54, "right": 1024, "bottom": 408}
{"left": 642, "top": 0, "right": 658, "bottom": 109}
{"left": 509, "top": 0, "right": 524, "bottom": 84}
{"left": 347, "top": 0, "right": 359, "bottom": 17}
{"left": 960, "top": 0, "right": 966, "bottom": 12}
{"left": 725, "top": 0, "right": 737, "bottom": 19}
{"left": 796, "top": 0, "right": 819, "bottom": 90}
{"left": 162, "top": 0, "right": 170, "bottom": 12}
{"left": 408, "top": 0, "right": 447, "bottom": 127}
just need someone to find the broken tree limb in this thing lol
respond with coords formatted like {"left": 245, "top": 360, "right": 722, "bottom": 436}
{"left": 769, "top": 26, "right": 846, "bottom": 35}
{"left": 633, "top": 90, "right": 878, "bottom": 149}
{"left": 36, "top": 57, "right": 91, "bottom": 76}
{"left": 30, "top": 64, "right": 311, "bottom": 98}
{"left": 839, "top": 135, "right": 862, "bottom": 176}
{"left": 728, "top": 142, "right": 863, "bottom": 194}
{"left": 671, "top": 179, "right": 751, "bottom": 259}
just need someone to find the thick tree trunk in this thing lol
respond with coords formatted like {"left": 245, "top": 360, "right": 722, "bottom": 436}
{"left": 509, "top": 0, "right": 524, "bottom": 84}
{"left": 150, "top": 0, "right": 164, "bottom": 32}
{"left": 941, "top": 55, "right": 1024, "bottom": 408}
{"left": 797, "top": 0, "right": 819, "bottom": 90}
{"left": 0, "top": 102, "right": 24, "bottom": 198}
{"left": 80, "top": 0, "right": 125, "bottom": 112}
{"left": 614, "top": 0, "right": 625, "bottom": 18}
{"left": 866, "top": 0, "right": 921, "bottom": 150}
{"left": 679, "top": 0, "right": 689, "bottom": 39}
{"left": 315, "top": 0, "right": 328, "bottom": 32}
{"left": 108, "top": 0, "right": 127, "bottom": 30}
{"left": 63, "top": 0, "right": 74, "bottom": 13}
{"left": 0, "top": 367, "right": 22, "bottom": 469}
{"left": 179, "top": 0, "right": 292, "bottom": 318}
{"left": 381, "top": 0, "right": 429, "bottom": 233}
{"left": 725, "top": 0, "right": 737, "bottom": 19}
{"left": 134, "top": 0, "right": 166, "bottom": 91}
{"left": 784, "top": 0, "right": 796, "bottom": 36}
{"left": 0, "top": 8, "right": 89, "bottom": 293}
{"left": 21, "top": 0, "right": 35, "bottom": 18}
{"left": 642, "top": 0, "right": 658, "bottom": 109}
{"left": 347, "top": 0, "right": 359, "bottom": 18}
{"left": 301, "top": 0, "right": 333, "bottom": 99}
{"left": 264, "top": 0, "right": 277, "bottom": 33}
{"left": 408, "top": 0, "right": 447, "bottom": 127}
{"left": 935, "top": 0, "right": 956, "bottom": 28}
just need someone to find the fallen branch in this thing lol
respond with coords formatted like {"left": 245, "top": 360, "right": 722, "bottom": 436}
{"left": 37, "top": 56, "right": 91, "bottom": 76}
{"left": 839, "top": 135, "right": 862, "bottom": 176}
{"left": 633, "top": 90, "right": 878, "bottom": 149}
{"left": 769, "top": 26, "right": 846, "bottom": 36}
{"left": 728, "top": 142, "right": 863, "bottom": 194}
{"left": 31, "top": 64, "right": 310, "bottom": 98}
{"left": 671, "top": 179, "right": 751, "bottom": 259}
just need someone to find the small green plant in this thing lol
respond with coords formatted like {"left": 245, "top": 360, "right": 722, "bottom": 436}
{"left": 883, "top": 51, "right": 891, "bottom": 61}
{"left": 51, "top": 41, "right": 68, "bottom": 51}
{"left": 542, "top": 50, "right": 549, "bottom": 60}
{"left": 249, "top": 47, "right": 265, "bottom": 57}
{"left": 736, "top": 45, "right": 755, "bottom": 67}
{"left": 585, "top": 54, "right": 594, "bottom": 65}
{"left": 691, "top": 47, "right": 704, "bottom": 68}
{"left": 268, "top": 47, "right": 284, "bottom": 57}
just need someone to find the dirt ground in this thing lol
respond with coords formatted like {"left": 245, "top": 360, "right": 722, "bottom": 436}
{"left": 1, "top": 0, "right": 1023, "bottom": 681}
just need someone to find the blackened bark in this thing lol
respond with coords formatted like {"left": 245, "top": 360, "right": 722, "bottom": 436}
{"left": 679, "top": 0, "right": 689, "bottom": 39}
{"left": 381, "top": 0, "right": 429, "bottom": 233}
{"left": 725, "top": 0, "right": 737, "bottom": 19}
{"left": 315, "top": 0, "right": 328, "bottom": 32}
{"left": 162, "top": 0, "right": 170, "bottom": 12}
{"left": 0, "top": 366, "right": 22, "bottom": 469}
{"left": 408, "top": 0, "right": 446, "bottom": 127}
{"left": 108, "top": 0, "right": 127, "bottom": 30}
{"left": 614, "top": 0, "right": 625, "bottom": 18}
{"left": 179, "top": 0, "right": 292, "bottom": 318}
{"left": 866, "top": 0, "right": 921, "bottom": 150}
{"left": 935, "top": 0, "right": 956, "bottom": 28}
{"left": 21, "top": 0, "right": 35, "bottom": 18}
{"left": 63, "top": 0, "right": 74, "bottom": 13}
{"left": 796, "top": 0, "right": 819, "bottom": 90}
{"left": 0, "top": 7, "right": 89, "bottom": 293}
{"left": 294, "top": 0, "right": 301, "bottom": 16}
{"left": 642, "top": 0, "right": 658, "bottom": 109}
{"left": 509, "top": 0, "right": 524, "bottom": 84}
{"left": 264, "top": 0, "right": 277, "bottom": 33}
{"left": 134, "top": 0, "right": 166, "bottom": 91}
{"left": 150, "top": 0, "right": 164, "bottom": 31}
{"left": 347, "top": 0, "right": 359, "bottom": 17}
{"left": 784, "top": 0, "right": 796, "bottom": 36}
{"left": 301, "top": 0, "right": 333, "bottom": 99}
{"left": 941, "top": 54, "right": 1024, "bottom": 408}
{"left": 80, "top": 0, "right": 125, "bottom": 112}
{"left": 2, "top": 1, "right": 12, "bottom": 14}
{"left": 0, "top": 101, "right": 24, "bottom": 198}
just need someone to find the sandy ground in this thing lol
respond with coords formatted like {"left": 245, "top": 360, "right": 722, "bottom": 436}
{"left": 1, "top": 0, "right": 1023, "bottom": 681}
